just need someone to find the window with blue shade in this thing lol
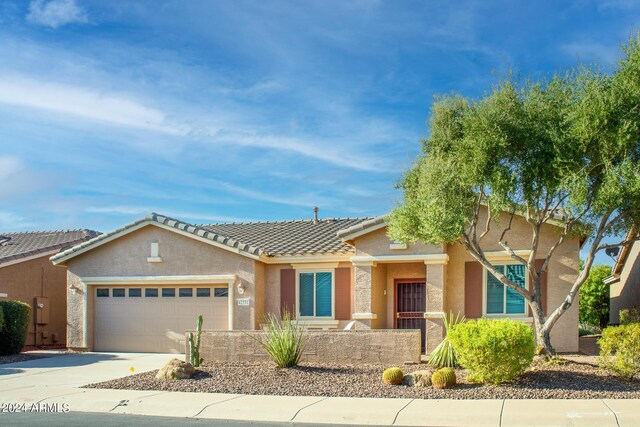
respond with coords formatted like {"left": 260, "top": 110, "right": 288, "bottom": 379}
{"left": 485, "top": 264, "right": 527, "bottom": 315}
{"left": 298, "top": 271, "right": 333, "bottom": 318}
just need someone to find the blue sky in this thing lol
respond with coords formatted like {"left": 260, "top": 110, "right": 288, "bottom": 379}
{"left": 0, "top": 1, "right": 637, "bottom": 264}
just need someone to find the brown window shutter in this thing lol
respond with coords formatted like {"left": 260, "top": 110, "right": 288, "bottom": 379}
{"left": 531, "top": 259, "right": 548, "bottom": 316}
{"left": 334, "top": 267, "right": 351, "bottom": 320}
{"left": 280, "top": 269, "right": 296, "bottom": 317}
{"left": 465, "top": 261, "right": 483, "bottom": 318}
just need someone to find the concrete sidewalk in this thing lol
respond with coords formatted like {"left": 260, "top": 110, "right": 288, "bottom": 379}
{"left": 1, "top": 353, "right": 639, "bottom": 426}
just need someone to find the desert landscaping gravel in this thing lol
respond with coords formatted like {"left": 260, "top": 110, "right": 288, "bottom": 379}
{"left": 85, "top": 356, "right": 640, "bottom": 399}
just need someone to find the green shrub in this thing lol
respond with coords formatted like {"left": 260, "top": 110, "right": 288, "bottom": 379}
{"left": 428, "top": 311, "right": 465, "bottom": 368}
{"left": 579, "top": 265, "right": 611, "bottom": 329}
{"left": 599, "top": 323, "right": 640, "bottom": 379}
{"left": 0, "top": 305, "right": 4, "bottom": 331}
{"left": 620, "top": 308, "right": 640, "bottom": 325}
{"left": 0, "top": 301, "right": 31, "bottom": 355}
{"left": 251, "top": 311, "right": 306, "bottom": 368}
{"left": 382, "top": 367, "right": 404, "bottom": 385}
{"left": 579, "top": 322, "right": 601, "bottom": 336}
{"left": 431, "top": 367, "right": 456, "bottom": 389}
{"left": 448, "top": 318, "right": 535, "bottom": 384}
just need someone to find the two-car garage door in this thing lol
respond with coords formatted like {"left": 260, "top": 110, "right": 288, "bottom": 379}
{"left": 94, "top": 285, "right": 228, "bottom": 353}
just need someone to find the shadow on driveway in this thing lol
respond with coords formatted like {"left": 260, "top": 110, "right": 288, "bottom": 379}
{"left": 0, "top": 353, "right": 123, "bottom": 376}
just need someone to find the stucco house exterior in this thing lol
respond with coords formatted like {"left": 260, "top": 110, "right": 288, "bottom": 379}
{"left": 51, "top": 209, "right": 580, "bottom": 354}
{"left": 607, "top": 230, "right": 640, "bottom": 324}
{"left": 0, "top": 229, "right": 99, "bottom": 346}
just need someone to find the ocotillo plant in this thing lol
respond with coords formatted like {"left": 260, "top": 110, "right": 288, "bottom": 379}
{"left": 188, "top": 314, "right": 204, "bottom": 367}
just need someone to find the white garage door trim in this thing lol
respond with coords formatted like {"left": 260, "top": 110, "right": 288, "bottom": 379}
{"left": 78, "top": 274, "right": 236, "bottom": 349}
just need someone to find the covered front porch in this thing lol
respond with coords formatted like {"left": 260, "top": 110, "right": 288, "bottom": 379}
{"left": 350, "top": 254, "right": 449, "bottom": 353}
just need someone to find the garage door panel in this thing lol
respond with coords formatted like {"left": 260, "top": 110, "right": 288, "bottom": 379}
{"left": 94, "top": 286, "right": 228, "bottom": 353}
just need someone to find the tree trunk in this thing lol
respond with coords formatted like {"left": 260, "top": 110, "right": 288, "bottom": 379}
{"left": 530, "top": 301, "right": 554, "bottom": 359}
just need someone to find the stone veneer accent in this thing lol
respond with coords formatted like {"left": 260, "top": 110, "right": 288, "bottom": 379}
{"left": 187, "top": 329, "right": 421, "bottom": 365}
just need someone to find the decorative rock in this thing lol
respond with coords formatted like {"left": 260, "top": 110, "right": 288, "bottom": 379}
{"left": 155, "top": 358, "right": 196, "bottom": 380}
{"left": 402, "top": 370, "right": 432, "bottom": 387}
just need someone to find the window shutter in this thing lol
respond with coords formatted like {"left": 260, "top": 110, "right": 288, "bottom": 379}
{"left": 465, "top": 261, "right": 483, "bottom": 318}
{"left": 315, "top": 272, "right": 332, "bottom": 317}
{"left": 280, "top": 269, "right": 296, "bottom": 317}
{"left": 299, "top": 273, "right": 315, "bottom": 316}
{"left": 334, "top": 267, "right": 351, "bottom": 320}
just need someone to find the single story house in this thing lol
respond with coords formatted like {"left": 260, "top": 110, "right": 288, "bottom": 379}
{"left": 51, "top": 209, "right": 580, "bottom": 354}
{"left": 0, "top": 229, "right": 99, "bottom": 346}
{"left": 606, "top": 230, "right": 640, "bottom": 324}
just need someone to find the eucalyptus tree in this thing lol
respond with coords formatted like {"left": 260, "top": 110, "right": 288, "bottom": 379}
{"left": 389, "top": 36, "right": 640, "bottom": 356}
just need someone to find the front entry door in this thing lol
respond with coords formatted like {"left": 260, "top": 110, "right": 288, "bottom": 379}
{"left": 396, "top": 280, "right": 426, "bottom": 353}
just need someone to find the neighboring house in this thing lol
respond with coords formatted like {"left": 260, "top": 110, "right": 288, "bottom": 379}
{"left": 0, "top": 229, "right": 99, "bottom": 346}
{"left": 606, "top": 230, "right": 640, "bottom": 324}
{"left": 51, "top": 209, "right": 580, "bottom": 354}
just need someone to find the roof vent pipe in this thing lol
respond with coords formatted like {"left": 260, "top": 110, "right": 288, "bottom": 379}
{"left": 313, "top": 207, "right": 319, "bottom": 224}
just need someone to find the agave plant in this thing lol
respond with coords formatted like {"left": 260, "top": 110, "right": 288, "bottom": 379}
{"left": 428, "top": 311, "right": 465, "bottom": 368}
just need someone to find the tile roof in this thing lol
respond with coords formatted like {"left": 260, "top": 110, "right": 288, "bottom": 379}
{"left": 336, "top": 215, "right": 386, "bottom": 239}
{"left": 203, "top": 217, "right": 373, "bottom": 257}
{"left": 0, "top": 229, "right": 100, "bottom": 266}
{"left": 51, "top": 213, "right": 376, "bottom": 264}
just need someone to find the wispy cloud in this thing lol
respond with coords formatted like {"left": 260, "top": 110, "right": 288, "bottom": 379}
{"left": 0, "top": 211, "right": 37, "bottom": 231}
{"left": 561, "top": 41, "right": 622, "bottom": 66}
{"left": 27, "top": 0, "right": 88, "bottom": 28}
{"left": 0, "top": 75, "right": 184, "bottom": 134}
{"left": 84, "top": 205, "right": 254, "bottom": 223}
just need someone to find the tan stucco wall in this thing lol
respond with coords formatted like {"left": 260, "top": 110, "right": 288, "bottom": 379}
{"left": 253, "top": 261, "right": 265, "bottom": 328}
{"left": 0, "top": 255, "right": 68, "bottom": 346}
{"left": 371, "top": 263, "right": 387, "bottom": 329}
{"left": 610, "top": 240, "right": 640, "bottom": 324}
{"left": 355, "top": 228, "right": 443, "bottom": 256}
{"left": 444, "top": 211, "right": 580, "bottom": 352}
{"left": 64, "top": 224, "right": 257, "bottom": 349}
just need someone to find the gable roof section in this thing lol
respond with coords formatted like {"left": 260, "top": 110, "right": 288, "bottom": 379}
{"left": 204, "top": 217, "right": 370, "bottom": 257}
{"left": 0, "top": 229, "right": 99, "bottom": 267}
{"left": 605, "top": 228, "right": 639, "bottom": 285}
{"left": 51, "top": 213, "right": 265, "bottom": 264}
{"left": 336, "top": 215, "right": 387, "bottom": 241}
{"left": 51, "top": 213, "right": 373, "bottom": 265}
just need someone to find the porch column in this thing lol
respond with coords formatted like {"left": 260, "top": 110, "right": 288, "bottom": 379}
{"left": 351, "top": 260, "right": 378, "bottom": 329}
{"left": 424, "top": 262, "right": 446, "bottom": 353}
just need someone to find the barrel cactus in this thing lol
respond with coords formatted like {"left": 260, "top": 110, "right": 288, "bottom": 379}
{"left": 431, "top": 367, "right": 456, "bottom": 389}
{"left": 382, "top": 367, "right": 404, "bottom": 385}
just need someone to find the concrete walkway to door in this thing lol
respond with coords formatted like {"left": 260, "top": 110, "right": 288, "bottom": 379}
{"left": 2, "top": 352, "right": 640, "bottom": 426}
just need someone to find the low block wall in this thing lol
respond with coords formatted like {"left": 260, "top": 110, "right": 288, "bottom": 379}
{"left": 186, "top": 329, "right": 421, "bottom": 365}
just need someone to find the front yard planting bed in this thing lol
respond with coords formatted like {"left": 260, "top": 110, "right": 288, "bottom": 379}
{"left": 85, "top": 356, "right": 640, "bottom": 399}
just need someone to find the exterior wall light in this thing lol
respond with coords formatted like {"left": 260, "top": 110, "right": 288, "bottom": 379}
{"left": 237, "top": 283, "right": 246, "bottom": 295}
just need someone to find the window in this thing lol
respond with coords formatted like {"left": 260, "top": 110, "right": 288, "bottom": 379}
{"left": 196, "top": 288, "right": 211, "bottom": 297}
{"left": 214, "top": 288, "right": 228, "bottom": 297}
{"left": 162, "top": 288, "right": 175, "bottom": 297}
{"left": 145, "top": 288, "right": 158, "bottom": 297}
{"left": 96, "top": 288, "right": 109, "bottom": 297}
{"left": 298, "top": 271, "right": 332, "bottom": 318}
{"left": 485, "top": 264, "right": 527, "bottom": 315}
{"left": 179, "top": 288, "right": 193, "bottom": 297}
{"left": 112, "top": 288, "right": 125, "bottom": 298}
{"left": 128, "top": 288, "right": 142, "bottom": 297}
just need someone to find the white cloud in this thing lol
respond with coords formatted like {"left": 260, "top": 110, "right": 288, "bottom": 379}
{"left": 27, "top": 0, "right": 88, "bottom": 28}
{"left": 84, "top": 205, "right": 253, "bottom": 223}
{"left": 0, "top": 155, "right": 24, "bottom": 183}
{"left": 561, "top": 41, "right": 621, "bottom": 66}
{"left": 0, "top": 211, "right": 36, "bottom": 231}
{"left": 0, "top": 75, "right": 185, "bottom": 135}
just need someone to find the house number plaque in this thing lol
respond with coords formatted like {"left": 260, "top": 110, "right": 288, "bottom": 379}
{"left": 237, "top": 298, "right": 250, "bottom": 306}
